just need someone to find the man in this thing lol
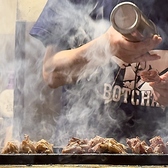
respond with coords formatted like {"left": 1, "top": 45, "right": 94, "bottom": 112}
{"left": 30, "top": 0, "right": 168, "bottom": 144}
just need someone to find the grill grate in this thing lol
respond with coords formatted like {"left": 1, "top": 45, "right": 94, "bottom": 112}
{"left": 1, "top": 153, "right": 168, "bottom": 165}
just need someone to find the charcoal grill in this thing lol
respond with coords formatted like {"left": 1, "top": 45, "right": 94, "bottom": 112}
{"left": 1, "top": 148, "right": 168, "bottom": 165}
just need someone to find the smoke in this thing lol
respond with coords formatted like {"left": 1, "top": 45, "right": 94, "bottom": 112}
{"left": 0, "top": 34, "right": 15, "bottom": 147}
{"left": 13, "top": 23, "right": 63, "bottom": 144}
{"left": 10, "top": 0, "right": 113, "bottom": 146}
{"left": 47, "top": 0, "right": 168, "bottom": 146}
{"left": 1, "top": 0, "right": 168, "bottom": 150}
{"left": 43, "top": 1, "right": 123, "bottom": 145}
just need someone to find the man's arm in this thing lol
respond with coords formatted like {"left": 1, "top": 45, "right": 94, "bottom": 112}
{"left": 43, "top": 26, "right": 162, "bottom": 88}
{"left": 43, "top": 44, "right": 89, "bottom": 88}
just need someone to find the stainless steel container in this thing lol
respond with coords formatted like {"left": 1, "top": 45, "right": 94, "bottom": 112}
{"left": 110, "top": 2, "right": 158, "bottom": 42}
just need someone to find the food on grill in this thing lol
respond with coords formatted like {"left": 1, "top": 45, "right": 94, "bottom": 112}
{"left": 19, "top": 134, "right": 36, "bottom": 153}
{"left": 1, "top": 134, "right": 53, "bottom": 154}
{"left": 126, "top": 136, "right": 168, "bottom": 154}
{"left": 149, "top": 136, "right": 167, "bottom": 154}
{"left": 2, "top": 134, "right": 168, "bottom": 155}
{"left": 1, "top": 141, "right": 19, "bottom": 154}
{"left": 61, "top": 137, "right": 89, "bottom": 154}
{"left": 36, "top": 139, "right": 53, "bottom": 153}
{"left": 62, "top": 136, "right": 127, "bottom": 154}
{"left": 140, "top": 70, "right": 161, "bottom": 83}
{"left": 126, "top": 137, "right": 153, "bottom": 154}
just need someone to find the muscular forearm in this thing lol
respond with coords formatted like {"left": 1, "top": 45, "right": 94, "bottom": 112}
{"left": 43, "top": 34, "right": 108, "bottom": 88}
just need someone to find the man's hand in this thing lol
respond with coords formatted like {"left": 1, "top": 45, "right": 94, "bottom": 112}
{"left": 106, "top": 26, "right": 162, "bottom": 63}
{"left": 140, "top": 70, "right": 168, "bottom": 106}
{"left": 149, "top": 72, "right": 168, "bottom": 106}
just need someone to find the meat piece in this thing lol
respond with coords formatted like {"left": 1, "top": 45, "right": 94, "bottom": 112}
{"left": 140, "top": 141, "right": 153, "bottom": 154}
{"left": 35, "top": 139, "right": 53, "bottom": 153}
{"left": 68, "top": 137, "right": 89, "bottom": 145}
{"left": 88, "top": 136, "right": 105, "bottom": 148}
{"left": 153, "top": 144, "right": 167, "bottom": 154}
{"left": 62, "top": 137, "right": 89, "bottom": 154}
{"left": 140, "top": 70, "right": 161, "bottom": 83}
{"left": 149, "top": 136, "right": 167, "bottom": 154}
{"left": 106, "top": 138, "right": 127, "bottom": 154}
{"left": 62, "top": 143, "right": 83, "bottom": 154}
{"left": 87, "top": 136, "right": 107, "bottom": 153}
{"left": 126, "top": 137, "right": 142, "bottom": 154}
{"left": 126, "top": 137, "right": 153, "bottom": 154}
{"left": 19, "top": 134, "right": 36, "bottom": 153}
{"left": 62, "top": 137, "right": 87, "bottom": 153}
{"left": 79, "top": 144, "right": 90, "bottom": 153}
{"left": 88, "top": 142, "right": 108, "bottom": 153}
{"left": 1, "top": 141, "right": 19, "bottom": 154}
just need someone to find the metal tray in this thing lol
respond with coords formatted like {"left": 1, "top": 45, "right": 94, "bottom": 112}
{"left": 1, "top": 153, "right": 168, "bottom": 165}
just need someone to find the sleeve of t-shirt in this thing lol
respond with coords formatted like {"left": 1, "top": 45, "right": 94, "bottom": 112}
{"left": 29, "top": 0, "right": 64, "bottom": 46}
{"left": 29, "top": 0, "right": 99, "bottom": 48}
{"left": 29, "top": 0, "right": 115, "bottom": 48}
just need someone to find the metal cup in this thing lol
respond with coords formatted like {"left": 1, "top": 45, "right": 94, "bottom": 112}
{"left": 110, "top": 2, "right": 158, "bottom": 42}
